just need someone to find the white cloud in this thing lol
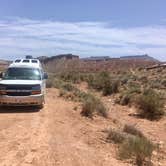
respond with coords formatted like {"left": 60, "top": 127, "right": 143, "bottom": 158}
{"left": 0, "top": 17, "right": 166, "bottom": 61}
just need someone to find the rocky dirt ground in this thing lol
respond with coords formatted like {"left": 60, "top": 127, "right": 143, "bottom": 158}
{"left": 0, "top": 88, "right": 165, "bottom": 166}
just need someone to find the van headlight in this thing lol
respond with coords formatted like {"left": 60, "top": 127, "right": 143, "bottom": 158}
{"left": 31, "top": 85, "right": 41, "bottom": 95}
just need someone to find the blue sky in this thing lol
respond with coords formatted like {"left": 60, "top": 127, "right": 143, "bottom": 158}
{"left": 0, "top": 0, "right": 166, "bottom": 61}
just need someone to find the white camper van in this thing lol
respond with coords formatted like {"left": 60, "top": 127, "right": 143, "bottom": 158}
{"left": 0, "top": 58, "right": 48, "bottom": 108}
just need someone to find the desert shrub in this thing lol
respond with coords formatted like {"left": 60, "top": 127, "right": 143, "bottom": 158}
{"left": 111, "top": 80, "right": 120, "bottom": 93}
{"left": 87, "top": 71, "right": 119, "bottom": 96}
{"left": 119, "top": 136, "right": 154, "bottom": 166}
{"left": 58, "top": 83, "right": 89, "bottom": 102}
{"left": 106, "top": 126, "right": 155, "bottom": 165}
{"left": 128, "top": 86, "right": 142, "bottom": 94}
{"left": 119, "top": 93, "right": 132, "bottom": 106}
{"left": 119, "top": 91, "right": 138, "bottom": 106}
{"left": 157, "top": 68, "right": 163, "bottom": 73}
{"left": 72, "top": 89, "right": 88, "bottom": 101}
{"left": 102, "top": 80, "right": 119, "bottom": 96}
{"left": 52, "top": 78, "right": 65, "bottom": 89}
{"left": 81, "top": 95, "right": 107, "bottom": 118}
{"left": 150, "top": 80, "right": 162, "bottom": 89}
{"left": 88, "top": 71, "right": 110, "bottom": 90}
{"left": 61, "top": 83, "right": 76, "bottom": 91}
{"left": 123, "top": 125, "right": 144, "bottom": 138}
{"left": 59, "top": 71, "right": 81, "bottom": 83}
{"left": 138, "top": 75, "right": 148, "bottom": 84}
{"left": 86, "top": 74, "right": 95, "bottom": 87}
{"left": 57, "top": 82, "right": 108, "bottom": 118}
{"left": 59, "top": 89, "right": 67, "bottom": 97}
{"left": 161, "top": 79, "right": 166, "bottom": 87}
{"left": 127, "top": 81, "right": 141, "bottom": 90}
{"left": 121, "top": 76, "right": 129, "bottom": 85}
{"left": 46, "top": 78, "right": 54, "bottom": 88}
{"left": 117, "top": 83, "right": 141, "bottom": 106}
{"left": 130, "top": 75, "right": 139, "bottom": 81}
{"left": 137, "top": 89, "right": 164, "bottom": 120}
{"left": 107, "top": 129, "right": 127, "bottom": 144}
{"left": 58, "top": 71, "right": 92, "bottom": 84}
{"left": 102, "top": 80, "right": 113, "bottom": 96}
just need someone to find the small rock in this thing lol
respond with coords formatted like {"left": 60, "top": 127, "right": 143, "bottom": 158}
{"left": 152, "top": 151, "right": 157, "bottom": 156}
{"left": 159, "top": 141, "right": 164, "bottom": 148}
{"left": 158, "top": 162, "right": 162, "bottom": 166}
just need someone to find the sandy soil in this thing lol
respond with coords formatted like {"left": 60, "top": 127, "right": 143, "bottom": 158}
{"left": 0, "top": 88, "right": 130, "bottom": 166}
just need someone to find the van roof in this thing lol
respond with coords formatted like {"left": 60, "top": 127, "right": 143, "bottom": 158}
{"left": 9, "top": 59, "right": 42, "bottom": 69}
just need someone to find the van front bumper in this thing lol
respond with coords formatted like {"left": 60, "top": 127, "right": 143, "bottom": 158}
{"left": 0, "top": 94, "right": 44, "bottom": 106}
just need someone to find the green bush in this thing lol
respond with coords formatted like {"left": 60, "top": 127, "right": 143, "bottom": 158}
{"left": 137, "top": 89, "right": 165, "bottom": 120}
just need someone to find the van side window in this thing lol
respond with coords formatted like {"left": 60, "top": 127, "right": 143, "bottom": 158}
{"left": 15, "top": 59, "right": 21, "bottom": 63}
{"left": 23, "top": 60, "right": 30, "bottom": 63}
{"left": 32, "top": 60, "right": 38, "bottom": 63}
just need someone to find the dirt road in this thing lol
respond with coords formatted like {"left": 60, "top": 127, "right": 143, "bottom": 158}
{"left": 0, "top": 89, "right": 128, "bottom": 166}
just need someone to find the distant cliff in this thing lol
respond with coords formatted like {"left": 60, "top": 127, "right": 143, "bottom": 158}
{"left": 40, "top": 54, "right": 159, "bottom": 73}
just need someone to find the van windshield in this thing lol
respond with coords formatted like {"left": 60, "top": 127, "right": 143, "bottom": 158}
{"left": 3, "top": 68, "right": 41, "bottom": 80}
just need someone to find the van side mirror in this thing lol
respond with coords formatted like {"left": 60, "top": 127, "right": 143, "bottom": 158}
{"left": 43, "top": 72, "right": 48, "bottom": 79}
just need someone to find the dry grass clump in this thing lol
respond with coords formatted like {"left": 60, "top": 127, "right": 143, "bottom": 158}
{"left": 107, "top": 125, "right": 155, "bottom": 166}
{"left": 119, "top": 136, "right": 154, "bottom": 166}
{"left": 123, "top": 125, "right": 145, "bottom": 138}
